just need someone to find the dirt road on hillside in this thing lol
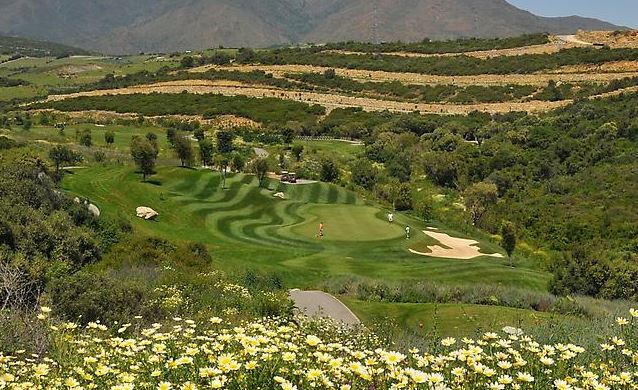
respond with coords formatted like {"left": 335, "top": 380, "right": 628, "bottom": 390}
{"left": 191, "top": 64, "right": 638, "bottom": 87}
{"left": 43, "top": 79, "right": 572, "bottom": 114}
{"left": 326, "top": 34, "right": 592, "bottom": 60}
{"left": 44, "top": 80, "right": 638, "bottom": 116}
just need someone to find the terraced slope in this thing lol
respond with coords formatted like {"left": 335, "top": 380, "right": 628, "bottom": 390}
{"left": 62, "top": 166, "right": 550, "bottom": 290}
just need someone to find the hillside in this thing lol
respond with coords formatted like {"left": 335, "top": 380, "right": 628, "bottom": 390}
{"left": 2, "top": 26, "right": 638, "bottom": 390}
{"left": 0, "top": 34, "right": 90, "bottom": 58}
{"left": 0, "top": 0, "right": 621, "bottom": 54}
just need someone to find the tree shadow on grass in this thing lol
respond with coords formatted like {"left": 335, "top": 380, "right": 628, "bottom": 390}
{"left": 143, "top": 179, "right": 162, "bottom": 186}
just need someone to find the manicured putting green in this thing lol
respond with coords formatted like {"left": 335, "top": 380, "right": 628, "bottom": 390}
{"left": 291, "top": 204, "right": 404, "bottom": 242}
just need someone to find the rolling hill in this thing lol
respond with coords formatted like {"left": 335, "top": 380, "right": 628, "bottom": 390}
{"left": 0, "top": 34, "right": 90, "bottom": 58}
{"left": 0, "top": 0, "right": 622, "bottom": 54}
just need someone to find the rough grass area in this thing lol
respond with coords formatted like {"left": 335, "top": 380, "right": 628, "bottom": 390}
{"left": 343, "top": 299, "right": 573, "bottom": 337}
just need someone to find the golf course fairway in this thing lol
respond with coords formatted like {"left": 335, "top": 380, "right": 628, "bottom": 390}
{"left": 62, "top": 166, "right": 551, "bottom": 291}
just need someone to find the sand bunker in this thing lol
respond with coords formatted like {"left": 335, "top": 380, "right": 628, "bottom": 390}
{"left": 410, "top": 228, "right": 504, "bottom": 260}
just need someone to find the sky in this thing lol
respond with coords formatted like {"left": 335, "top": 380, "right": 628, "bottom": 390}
{"left": 507, "top": 0, "right": 638, "bottom": 28}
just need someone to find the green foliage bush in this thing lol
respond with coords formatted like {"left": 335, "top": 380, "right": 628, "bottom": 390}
{"left": 246, "top": 46, "right": 638, "bottom": 76}
{"left": 41, "top": 93, "right": 325, "bottom": 126}
{"left": 323, "top": 34, "right": 550, "bottom": 54}
{"left": 46, "top": 271, "right": 148, "bottom": 324}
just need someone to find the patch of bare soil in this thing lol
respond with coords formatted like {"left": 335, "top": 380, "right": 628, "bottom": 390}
{"left": 43, "top": 79, "right": 572, "bottom": 115}
{"left": 328, "top": 39, "right": 577, "bottom": 60}
{"left": 191, "top": 64, "right": 638, "bottom": 87}
{"left": 34, "top": 108, "right": 260, "bottom": 127}
{"left": 43, "top": 79, "right": 638, "bottom": 117}
{"left": 212, "top": 115, "right": 261, "bottom": 128}
{"left": 549, "top": 61, "right": 638, "bottom": 74}
{"left": 576, "top": 30, "right": 638, "bottom": 49}
{"left": 56, "top": 64, "right": 103, "bottom": 76}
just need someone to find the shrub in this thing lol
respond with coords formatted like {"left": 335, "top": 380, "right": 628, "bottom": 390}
{"left": 46, "top": 271, "right": 148, "bottom": 324}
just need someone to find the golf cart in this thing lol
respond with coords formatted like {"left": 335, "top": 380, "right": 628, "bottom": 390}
{"left": 280, "top": 171, "right": 289, "bottom": 182}
{"left": 288, "top": 172, "right": 297, "bottom": 183}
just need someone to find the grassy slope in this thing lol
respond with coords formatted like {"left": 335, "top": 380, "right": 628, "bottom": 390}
{"left": 0, "top": 55, "right": 179, "bottom": 101}
{"left": 61, "top": 165, "right": 550, "bottom": 291}
{"left": 343, "top": 298, "right": 573, "bottom": 338}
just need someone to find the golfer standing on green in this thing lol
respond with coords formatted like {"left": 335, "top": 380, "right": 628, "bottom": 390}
{"left": 405, "top": 225, "right": 410, "bottom": 239}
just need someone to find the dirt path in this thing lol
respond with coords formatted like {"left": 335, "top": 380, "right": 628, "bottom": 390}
{"left": 410, "top": 229, "right": 504, "bottom": 260}
{"left": 558, "top": 35, "right": 593, "bottom": 46}
{"left": 33, "top": 109, "right": 260, "bottom": 128}
{"left": 328, "top": 42, "right": 577, "bottom": 60}
{"left": 43, "top": 80, "right": 638, "bottom": 116}
{"left": 43, "top": 79, "right": 571, "bottom": 114}
{"left": 289, "top": 290, "right": 360, "bottom": 325}
{"left": 191, "top": 64, "right": 638, "bottom": 87}
{"left": 576, "top": 31, "right": 638, "bottom": 49}
{"left": 325, "top": 34, "right": 594, "bottom": 60}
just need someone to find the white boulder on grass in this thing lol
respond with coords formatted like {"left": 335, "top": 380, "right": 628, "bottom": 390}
{"left": 88, "top": 203, "right": 101, "bottom": 217}
{"left": 136, "top": 207, "right": 158, "bottom": 220}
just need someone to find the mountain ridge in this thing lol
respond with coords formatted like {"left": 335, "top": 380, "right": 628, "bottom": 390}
{"left": 0, "top": 0, "right": 623, "bottom": 54}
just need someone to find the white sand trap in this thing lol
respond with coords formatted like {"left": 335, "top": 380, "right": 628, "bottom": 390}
{"left": 410, "top": 229, "right": 504, "bottom": 260}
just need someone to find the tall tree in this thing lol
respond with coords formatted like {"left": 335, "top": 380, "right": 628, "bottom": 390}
{"left": 320, "top": 158, "right": 340, "bottom": 183}
{"left": 180, "top": 56, "right": 195, "bottom": 68}
{"left": 414, "top": 198, "right": 434, "bottom": 222}
{"left": 104, "top": 130, "right": 115, "bottom": 146}
{"left": 146, "top": 132, "right": 160, "bottom": 157}
{"left": 79, "top": 129, "right": 92, "bottom": 147}
{"left": 216, "top": 131, "right": 234, "bottom": 189}
{"left": 130, "top": 136, "right": 157, "bottom": 180}
{"left": 231, "top": 153, "right": 245, "bottom": 173}
{"left": 216, "top": 131, "right": 234, "bottom": 154}
{"left": 252, "top": 158, "right": 269, "bottom": 188}
{"left": 501, "top": 221, "right": 517, "bottom": 267}
{"left": 351, "top": 158, "right": 378, "bottom": 190}
{"left": 198, "top": 139, "right": 214, "bottom": 167}
{"left": 166, "top": 127, "right": 177, "bottom": 146}
{"left": 49, "top": 145, "right": 81, "bottom": 173}
{"left": 173, "top": 135, "right": 194, "bottom": 167}
{"left": 291, "top": 144, "right": 304, "bottom": 162}
{"left": 215, "top": 155, "right": 229, "bottom": 189}
{"left": 193, "top": 128, "right": 205, "bottom": 142}
{"left": 463, "top": 181, "right": 498, "bottom": 226}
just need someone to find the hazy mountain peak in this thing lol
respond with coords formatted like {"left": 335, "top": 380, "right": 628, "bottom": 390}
{"left": 0, "top": 0, "right": 621, "bottom": 54}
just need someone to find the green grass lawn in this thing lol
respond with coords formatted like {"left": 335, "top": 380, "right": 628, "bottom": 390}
{"left": 0, "top": 55, "right": 180, "bottom": 101}
{"left": 3, "top": 124, "right": 171, "bottom": 156}
{"left": 344, "top": 299, "right": 573, "bottom": 337}
{"left": 62, "top": 165, "right": 551, "bottom": 291}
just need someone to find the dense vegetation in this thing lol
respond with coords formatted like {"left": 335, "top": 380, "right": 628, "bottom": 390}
{"left": 241, "top": 46, "right": 638, "bottom": 75}
{"left": 322, "top": 33, "right": 551, "bottom": 54}
{"left": 0, "top": 151, "right": 104, "bottom": 311}
{"left": 287, "top": 71, "right": 537, "bottom": 103}
{"left": 0, "top": 148, "right": 291, "bottom": 349}
{"left": 40, "top": 93, "right": 325, "bottom": 126}
{"left": 0, "top": 77, "right": 28, "bottom": 87}
{"left": 308, "top": 93, "right": 638, "bottom": 300}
